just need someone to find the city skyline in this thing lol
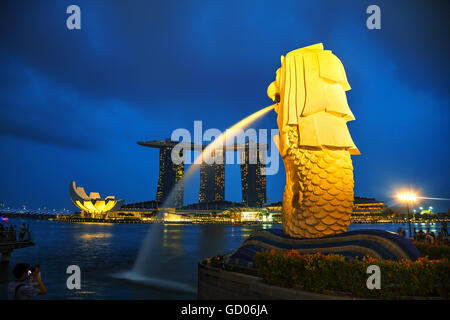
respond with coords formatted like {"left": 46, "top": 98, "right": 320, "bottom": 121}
{"left": 0, "top": 1, "right": 449, "bottom": 212}
{"left": 140, "top": 138, "right": 267, "bottom": 208}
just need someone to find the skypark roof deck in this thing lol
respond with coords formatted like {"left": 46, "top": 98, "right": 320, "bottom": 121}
{"left": 138, "top": 139, "right": 267, "bottom": 151}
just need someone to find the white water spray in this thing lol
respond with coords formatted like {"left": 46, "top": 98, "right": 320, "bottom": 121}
{"left": 116, "top": 104, "right": 276, "bottom": 293}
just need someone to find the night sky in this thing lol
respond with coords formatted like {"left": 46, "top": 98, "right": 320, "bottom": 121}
{"left": 0, "top": 1, "right": 448, "bottom": 212}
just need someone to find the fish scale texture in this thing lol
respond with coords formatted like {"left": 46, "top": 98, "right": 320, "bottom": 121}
{"left": 282, "top": 127, "right": 354, "bottom": 238}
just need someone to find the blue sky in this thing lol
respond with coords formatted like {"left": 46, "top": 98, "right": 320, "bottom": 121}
{"left": 0, "top": 0, "right": 448, "bottom": 212}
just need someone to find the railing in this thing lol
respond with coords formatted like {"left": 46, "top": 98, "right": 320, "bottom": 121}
{"left": 0, "top": 230, "right": 32, "bottom": 244}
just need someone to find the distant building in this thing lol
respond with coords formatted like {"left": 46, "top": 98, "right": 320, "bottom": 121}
{"left": 222, "top": 207, "right": 280, "bottom": 223}
{"left": 156, "top": 143, "right": 184, "bottom": 207}
{"left": 121, "top": 200, "right": 161, "bottom": 209}
{"left": 69, "top": 181, "right": 123, "bottom": 218}
{"left": 352, "top": 196, "right": 385, "bottom": 215}
{"left": 240, "top": 142, "right": 267, "bottom": 207}
{"left": 199, "top": 150, "right": 225, "bottom": 203}
{"left": 264, "top": 201, "right": 282, "bottom": 214}
{"left": 181, "top": 200, "right": 245, "bottom": 211}
{"left": 139, "top": 139, "right": 268, "bottom": 208}
{"left": 139, "top": 139, "right": 184, "bottom": 208}
{"left": 263, "top": 198, "right": 386, "bottom": 218}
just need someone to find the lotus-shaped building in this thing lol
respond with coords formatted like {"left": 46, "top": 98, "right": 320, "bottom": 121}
{"left": 69, "top": 181, "right": 123, "bottom": 218}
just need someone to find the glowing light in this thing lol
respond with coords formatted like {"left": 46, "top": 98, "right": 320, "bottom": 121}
{"left": 70, "top": 181, "right": 122, "bottom": 216}
{"left": 83, "top": 201, "right": 99, "bottom": 213}
{"left": 397, "top": 192, "right": 418, "bottom": 202}
{"left": 80, "top": 233, "right": 112, "bottom": 240}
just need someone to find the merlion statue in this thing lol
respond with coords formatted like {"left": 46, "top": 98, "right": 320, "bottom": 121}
{"left": 267, "top": 43, "right": 359, "bottom": 238}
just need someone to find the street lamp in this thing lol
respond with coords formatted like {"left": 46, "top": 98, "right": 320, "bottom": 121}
{"left": 397, "top": 192, "right": 418, "bottom": 238}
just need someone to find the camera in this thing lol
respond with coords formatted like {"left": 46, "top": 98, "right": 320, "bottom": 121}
{"left": 27, "top": 265, "right": 39, "bottom": 276}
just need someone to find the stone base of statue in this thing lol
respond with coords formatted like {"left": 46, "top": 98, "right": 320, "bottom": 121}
{"left": 197, "top": 228, "right": 422, "bottom": 299}
{"left": 225, "top": 228, "right": 422, "bottom": 267}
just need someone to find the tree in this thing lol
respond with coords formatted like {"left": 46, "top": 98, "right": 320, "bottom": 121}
{"left": 382, "top": 207, "right": 394, "bottom": 218}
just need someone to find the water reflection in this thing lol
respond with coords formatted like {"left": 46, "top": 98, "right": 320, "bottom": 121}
{"left": 198, "top": 224, "right": 225, "bottom": 258}
{"left": 1, "top": 219, "right": 445, "bottom": 299}
{"left": 79, "top": 233, "right": 112, "bottom": 240}
{"left": 162, "top": 224, "right": 183, "bottom": 252}
{"left": 241, "top": 227, "right": 256, "bottom": 238}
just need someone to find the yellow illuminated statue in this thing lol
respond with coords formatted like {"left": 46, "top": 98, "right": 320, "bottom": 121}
{"left": 268, "top": 43, "right": 359, "bottom": 238}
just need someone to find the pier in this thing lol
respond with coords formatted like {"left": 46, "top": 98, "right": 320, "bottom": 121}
{"left": 0, "top": 230, "right": 34, "bottom": 264}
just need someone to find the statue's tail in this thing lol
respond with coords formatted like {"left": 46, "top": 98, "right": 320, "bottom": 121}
{"left": 283, "top": 129, "right": 354, "bottom": 238}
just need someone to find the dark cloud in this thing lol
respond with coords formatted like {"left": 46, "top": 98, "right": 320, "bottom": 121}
{"left": 370, "top": 0, "right": 450, "bottom": 95}
{"left": 0, "top": 0, "right": 448, "bottom": 210}
{"left": 0, "top": 56, "right": 103, "bottom": 150}
{"left": 0, "top": 116, "right": 95, "bottom": 150}
{"left": 1, "top": 1, "right": 448, "bottom": 109}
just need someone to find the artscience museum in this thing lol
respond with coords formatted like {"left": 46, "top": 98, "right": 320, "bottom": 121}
{"left": 69, "top": 181, "right": 124, "bottom": 218}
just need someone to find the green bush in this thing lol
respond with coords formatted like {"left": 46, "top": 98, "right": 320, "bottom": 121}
{"left": 414, "top": 242, "right": 450, "bottom": 260}
{"left": 254, "top": 250, "right": 450, "bottom": 299}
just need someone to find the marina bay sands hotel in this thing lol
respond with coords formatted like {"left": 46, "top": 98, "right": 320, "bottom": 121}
{"left": 137, "top": 139, "right": 267, "bottom": 208}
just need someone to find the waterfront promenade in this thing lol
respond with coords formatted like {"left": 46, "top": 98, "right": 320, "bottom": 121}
{"left": 1, "top": 210, "right": 449, "bottom": 225}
